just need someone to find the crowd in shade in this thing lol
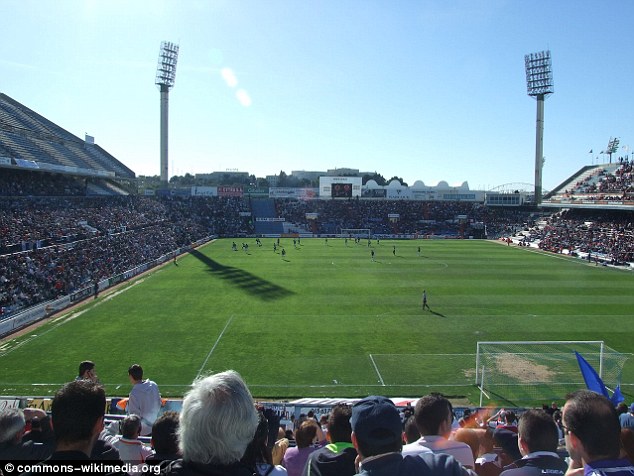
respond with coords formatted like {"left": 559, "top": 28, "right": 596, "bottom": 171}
{"left": 0, "top": 169, "right": 88, "bottom": 197}
{"left": 274, "top": 199, "right": 539, "bottom": 237}
{"left": 1, "top": 371, "right": 633, "bottom": 475}
{"left": 0, "top": 195, "right": 252, "bottom": 317}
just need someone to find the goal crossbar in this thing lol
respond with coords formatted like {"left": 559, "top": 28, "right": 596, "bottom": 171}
{"left": 475, "top": 340, "right": 628, "bottom": 406}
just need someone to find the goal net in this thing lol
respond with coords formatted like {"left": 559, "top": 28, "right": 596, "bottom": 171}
{"left": 475, "top": 341, "right": 629, "bottom": 406}
{"left": 339, "top": 228, "right": 371, "bottom": 240}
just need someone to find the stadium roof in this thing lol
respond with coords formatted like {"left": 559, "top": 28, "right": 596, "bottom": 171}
{"left": 0, "top": 93, "right": 135, "bottom": 179}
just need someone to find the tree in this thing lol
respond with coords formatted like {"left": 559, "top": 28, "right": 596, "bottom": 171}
{"left": 278, "top": 170, "right": 288, "bottom": 187}
{"left": 362, "top": 172, "right": 387, "bottom": 186}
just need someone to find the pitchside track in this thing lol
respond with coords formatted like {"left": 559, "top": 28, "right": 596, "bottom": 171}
{"left": 0, "top": 239, "right": 632, "bottom": 405}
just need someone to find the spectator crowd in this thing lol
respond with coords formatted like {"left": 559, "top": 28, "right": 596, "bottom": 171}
{"left": 1, "top": 170, "right": 632, "bottom": 319}
{"left": 1, "top": 369, "right": 634, "bottom": 476}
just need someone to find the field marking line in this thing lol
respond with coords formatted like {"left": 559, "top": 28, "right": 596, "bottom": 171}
{"left": 368, "top": 354, "right": 385, "bottom": 386}
{"left": 196, "top": 315, "right": 234, "bottom": 379}
{"left": 0, "top": 278, "right": 148, "bottom": 358}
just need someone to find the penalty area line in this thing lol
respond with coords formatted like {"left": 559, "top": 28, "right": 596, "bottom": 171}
{"left": 368, "top": 354, "right": 385, "bottom": 386}
{"left": 196, "top": 316, "right": 234, "bottom": 379}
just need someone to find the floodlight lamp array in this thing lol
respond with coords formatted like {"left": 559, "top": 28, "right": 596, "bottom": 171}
{"left": 525, "top": 50, "right": 554, "bottom": 97}
{"left": 155, "top": 41, "right": 179, "bottom": 89}
{"left": 607, "top": 137, "right": 620, "bottom": 154}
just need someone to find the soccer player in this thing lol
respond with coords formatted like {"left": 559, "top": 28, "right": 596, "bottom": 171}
{"left": 422, "top": 290, "right": 429, "bottom": 311}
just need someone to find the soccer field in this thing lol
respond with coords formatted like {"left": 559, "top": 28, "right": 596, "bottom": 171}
{"left": 0, "top": 238, "right": 632, "bottom": 405}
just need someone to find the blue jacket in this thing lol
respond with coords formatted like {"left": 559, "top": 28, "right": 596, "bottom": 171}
{"left": 500, "top": 452, "right": 568, "bottom": 476}
{"left": 357, "top": 451, "right": 468, "bottom": 476}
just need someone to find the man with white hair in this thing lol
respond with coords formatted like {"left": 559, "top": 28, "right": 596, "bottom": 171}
{"left": 161, "top": 370, "right": 259, "bottom": 476}
{"left": 0, "top": 407, "right": 54, "bottom": 460}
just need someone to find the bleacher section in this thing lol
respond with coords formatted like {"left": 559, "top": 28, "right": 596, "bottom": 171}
{"left": 251, "top": 198, "right": 284, "bottom": 234}
{"left": 0, "top": 93, "right": 135, "bottom": 181}
{"left": 543, "top": 162, "right": 633, "bottom": 208}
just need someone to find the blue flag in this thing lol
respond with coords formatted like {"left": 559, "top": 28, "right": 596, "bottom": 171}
{"left": 575, "top": 351, "right": 624, "bottom": 405}
{"left": 610, "top": 385, "right": 625, "bottom": 406}
{"left": 575, "top": 351, "right": 608, "bottom": 397}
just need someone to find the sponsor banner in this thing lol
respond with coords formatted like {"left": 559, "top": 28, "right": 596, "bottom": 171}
{"left": 26, "top": 398, "right": 53, "bottom": 411}
{"left": 71, "top": 286, "right": 94, "bottom": 303}
{"left": 269, "top": 187, "right": 318, "bottom": 199}
{"left": 218, "top": 186, "right": 243, "bottom": 197}
{"left": 191, "top": 186, "right": 217, "bottom": 197}
{"left": 306, "top": 212, "right": 319, "bottom": 220}
{"left": 0, "top": 398, "right": 20, "bottom": 411}
{"left": 0, "top": 156, "right": 12, "bottom": 165}
{"left": 14, "top": 158, "right": 39, "bottom": 169}
{"left": 245, "top": 187, "right": 269, "bottom": 197}
{"left": 171, "top": 188, "right": 191, "bottom": 197}
{"left": 0, "top": 296, "right": 71, "bottom": 337}
{"left": 386, "top": 188, "right": 412, "bottom": 199}
{"left": 255, "top": 217, "right": 285, "bottom": 222}
{"left": 362, "top": 188, "right": 386, "bottom": 198}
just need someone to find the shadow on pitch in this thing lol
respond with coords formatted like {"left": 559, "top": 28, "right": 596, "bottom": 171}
{"left": 425, "top": 308, "right": 446, "bottom": 318}
{"left": 188, "top": 249, "right": 294, "bottom": 301}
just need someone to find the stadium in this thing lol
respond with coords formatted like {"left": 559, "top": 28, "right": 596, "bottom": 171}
{"left": 1, "top": 9, "right": 634, "bottom": 468}
{"left": 1, "top": 88, "right": 633, "bottom": 409}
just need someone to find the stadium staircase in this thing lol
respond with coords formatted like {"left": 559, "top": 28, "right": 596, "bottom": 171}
{"left": 251, "top": 198, "right": 284, "bottom": 235}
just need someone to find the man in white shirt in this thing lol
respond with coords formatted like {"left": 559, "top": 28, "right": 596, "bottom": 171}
{"left": 111, "top": 414, "right": 153, "bottom": 464}
{"left": 127, "top": 364, "right": 162, "bottom": 436}
{"left": 401, "top": 393, "right": 475, "bottom": 469}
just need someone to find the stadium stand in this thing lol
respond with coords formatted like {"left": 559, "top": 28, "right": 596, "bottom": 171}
{"left": 0, "top": 93, "right": 135, "bottom": 184}
{"left": 1, "top": 92, "right": 634, "bottom": 472}
{"left": 544, "top": 159, "right": 634, "bottom": 204}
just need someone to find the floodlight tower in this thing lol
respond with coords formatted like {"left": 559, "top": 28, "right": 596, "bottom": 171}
{"left": 606, "top": 137, "right": 620, "bottom": 164}
{"left": 155, "top": 41, "right": 179, "bottom": 188}
{"left": 525, "top": 50, "right": 554, "bottom": 205}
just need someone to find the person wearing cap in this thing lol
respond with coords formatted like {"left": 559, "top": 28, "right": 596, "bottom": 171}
{"left": 619, "top": 403, "right": 634, "bottom": 429}
{"left": 402, "top": 393, "right": 475, "bottom": 469}
{"left": 499, "top": 409, "right": 567, "bottom": 476}
{"left": 350, "top": 395, "right": 469, "bottom": 476}
{"left": 562, "top": 389, "right": 634, "bottom": 476}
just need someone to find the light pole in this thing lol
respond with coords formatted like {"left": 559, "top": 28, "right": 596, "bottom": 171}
{"left": 606, "top": 137, "right": 620, "bottom": 164}
{"left": 155, "top": 41, "right": 179, "bottom": 188}
{"left": 525, "top": 50, "right": 554, "bottom": 205}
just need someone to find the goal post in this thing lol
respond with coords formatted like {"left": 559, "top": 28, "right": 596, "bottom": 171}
{"left": 475, "top": 341, "right": 629, "bottom": 406}
{"left": 339, "top": 228, "right": 371, "bottom": 240}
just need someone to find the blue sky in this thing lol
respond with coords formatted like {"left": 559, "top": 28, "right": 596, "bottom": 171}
{"left": 1, "top": 0, "right": 632, "bottom": 190}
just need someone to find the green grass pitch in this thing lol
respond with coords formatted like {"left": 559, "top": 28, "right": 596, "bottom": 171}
{"left": 0, "top": 238, "right": 632, "bottom": 405}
